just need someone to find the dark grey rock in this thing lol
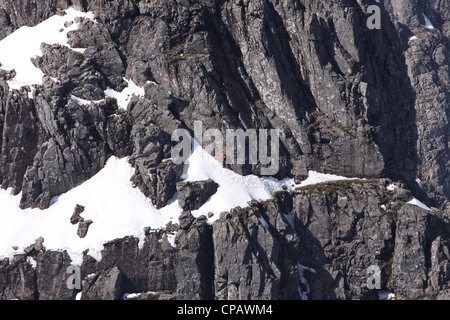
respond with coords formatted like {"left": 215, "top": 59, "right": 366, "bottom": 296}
{"left": 24, "top": 237, "right": 45, "bottom": 257}
{"left": 77, "top": 220, "right": 93, "bottom": 238}
{"left": 68, "top": 19, "right": 125, "bottom": 87}
{"left": 428, "top": 236, "right": 450, "bottom": 296}
{"left": 32, "top": 43, "right": 106, "bottom": 100}
{"left": 18, "top": 94, "right": 123, "bottom": 209}
{"left": 165, "top": 221, "right": 178, "bottom": 233}
{"left": 389, "top": 204, "right": 428, "bottom": 299}
{"left": 175, "top": 217, "right": 214, "bottom": 300}
{"left": 35, "top": 250, "right": 76, "bottom": 300}
{"left": 80, "top": 232, "right": 177, "bottom": 296}
{"left": 123, "top": 291, "right": 176, "bottom": 300}
{"left": 176, "top": 179, "right": 218, "bottom": 211}
{"left": 0, "top": 255, "right": 37, "bottom": 300}
{"left": 0, "top": 87, "right": 39, "bottom": 195}
{"left": 0, "top": 0, "right": 449, "bottom": 302}
{"left": 81, "top": 266, "right": 123, "bottom": 300}
{"left": 0, "top": 0, "right": 447, "bottom": 216}
{"left": 178, "top": 211, "right": 195, "bottom": 230}
{"left": 0, "top": 0, "right": 71, "bottom": 32}
{"left": 70, "top": 204, "right": 85, "bottom": 225}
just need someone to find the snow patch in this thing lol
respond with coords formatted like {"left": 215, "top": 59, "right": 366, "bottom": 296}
{"left": 69, "top": 93, "right": 104, "bottom": 107}
{"left": 422, "top": 14, "right": 435, "bottom": 29}
{"left": 283, "top": 210, "right": 296, "bottom": 230}
{"left": 408, "top": 197, "right": 431, "bottom": 211}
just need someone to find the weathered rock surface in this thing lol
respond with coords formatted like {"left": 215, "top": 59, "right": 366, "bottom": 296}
{"left": 81, "top": 266, "right": 123, "bottom": 300}
{"left": 177, "top": 179, "right": 219, "bottom": 211}
{"left": 1, "top": 0, "right": 448, "bottom": 211}
{"left": 0, "top": 0, "right": 449, "bottom": 300}
{"left": 77, "top": 219, "right": 93, "bottom": 238}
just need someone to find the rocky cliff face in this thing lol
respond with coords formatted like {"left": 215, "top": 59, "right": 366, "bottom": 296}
{"left": 2, "top": 179, "right": 450, "bottom": 300}
{"left": 0, "top": 0, "right": 449, "bottom": 300}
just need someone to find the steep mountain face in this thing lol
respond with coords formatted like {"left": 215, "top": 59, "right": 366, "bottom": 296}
{"left": 2, "top": 179, "right": 450, "bottom": 300}
{"left": 388, "top": 1, "right": 450, "bottom": 209}
{"left": 0, "top": 0, "right": 449, "bottom": 300}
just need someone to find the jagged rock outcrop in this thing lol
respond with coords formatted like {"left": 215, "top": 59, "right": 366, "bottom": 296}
{"left": 81, "top": 266, "right": 123, "bottom": 300}
{"left": 17, "top": 95, "right": 124, "bottom": 209}
{"left": 2, "top": 179, "right": 450, "bottom": 300}
{"left": 0, "top": 0, "right": 72, "bottom": 34}
{"left": 385, "top": 0, "right": 450, "bottom": 210}
{"left": 70, "top": 204, "right": 85, "bottom": 224}
{"left": 177, "top": 179, "right": 218, "bottom": 211}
